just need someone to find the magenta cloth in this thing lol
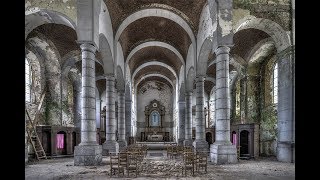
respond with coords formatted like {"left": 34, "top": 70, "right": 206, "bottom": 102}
{"left": 232, "top": 134, "right": 237, "bottom": 145}
{"left": 56, "top": 134, "right": 64, "bottom": 149}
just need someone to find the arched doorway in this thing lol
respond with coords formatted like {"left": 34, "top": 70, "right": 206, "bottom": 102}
{"left": 240, "top": 130, "right": 249, "bottom": 157}
{"left": 42, "top": 131, "right": 51, "bottom": 156}
{"left": 206, "top": 132, "right": 212, "bottom": 145}
{"left": 56, "top": 131, "right": 67, "bottom": 155}
{"left": 72, "top": 132, "right": 76, "bottom": 153}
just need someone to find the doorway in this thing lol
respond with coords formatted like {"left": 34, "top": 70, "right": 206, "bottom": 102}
{"left": 240, "top": 130, "right": 249, "bottom": 156}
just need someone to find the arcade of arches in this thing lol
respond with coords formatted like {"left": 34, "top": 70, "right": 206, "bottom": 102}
{"left": 25, "top": 0, "right": 295, "bottom": 178}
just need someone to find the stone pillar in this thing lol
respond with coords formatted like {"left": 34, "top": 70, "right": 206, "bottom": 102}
{"left": 74, "top": 84, "right": 82, "bottom": 129}
{"left": 193, "top": 76, "right": 209, "bottom": 151}
{"left": 117, "top": 90, "right": 127, "bottom": 150}
{"left": 74, "top": 43, "right": 102, "bottom": 166}
{"left": 277, "top": 48, "right": 294, "bottom": 162}
{"left": 102, "top": 74, "right": 119, "bottom": 155}
{"left": 210, "top": 46, "right": 237, "bottom": 164}
{"left": 125, "top": 99, "right": 132, "bottom": 144}
{"left": 96, "top": 99, "right": 101, "bottom": 129}
{"left": 66, "top": 130, "right": 72, "bottom": 155}
{"left": 184, "top": 91, "right": 193, "bottom": 146}
{"left": 25, "top": 117, "right": 28, "bottom": 163}
{"left": 51, "top": 130, "right": 57, "bottom": 156}
{"left": 178, "top": 101, "right": 186, "bottom": 145}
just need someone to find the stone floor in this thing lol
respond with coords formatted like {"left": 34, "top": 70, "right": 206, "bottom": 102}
{"left": 25, "top": 150, "right": 295, "bottom": 180}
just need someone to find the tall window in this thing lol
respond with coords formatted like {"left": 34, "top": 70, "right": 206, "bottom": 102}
{"left": 25, "top": 58, "right": 32, "bottom": 103}
{"left": 272, "top": 63, "right": 278, "bottom": 104}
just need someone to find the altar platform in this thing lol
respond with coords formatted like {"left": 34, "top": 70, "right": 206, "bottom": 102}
{"left": 136, "top": 141, "right": 177, "bottom": 150}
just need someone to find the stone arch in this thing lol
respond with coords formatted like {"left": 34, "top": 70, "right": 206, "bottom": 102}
{"left": 26, "top": 34, "right": 63, "bottom": 125}
{"left": 179, "top": 82, "right": 186, "bottom": 101}
{"left": 178, "top": 65, "right": 185, "bottom": 89}
{"left": 132, "top": 61, "right": 178, "bottom": 82}
{"left": 25, "top": 48, "right": 46, "bottom": 101}
{"left": 185, "top": 44, "right": 195, "bottom": 77}
{"left": 197, "top": 38, "right": 213, "bottom": 76}
{"left": 61, "top": 50, "right": 81, "bottom": 78}
{"left": 99, "top": 0, "right": 114, "bottom": 59}
{"left": 99, "top": 34, "right": 114, "bottom": 74}
{"left": 116, "top": 66, "right": 125, "bottom": 91}
{"left": 126, "top": 41, "right": 185, "bottom": 66}
{"left": 116, "top": 42, "right": 125, "bottom": 79}
{"left": 115, "top": 8, "right": 196, "bottom": 47}
{"left": 136, "top": 74, "right": 174, "bottom": 89}
{"left": 186, "top": 67, "right": 195, "bottom": 92}
{"left": 236, "top": 17, "right": 291, "bottom": 52}
{"left": 245, "top": 38, "right": 275, "bottom": 62}
{"left": 25, "top": 9, "right": 76, "bottom": 40}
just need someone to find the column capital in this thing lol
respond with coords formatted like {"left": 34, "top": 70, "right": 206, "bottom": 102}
{"left": 215, "top": 46, "right": 230, "bottom": 56}
{"left": 118, "top": 90, "right": 125, "bottom": 94}
{"left": 104, "top": 74, "right": 115, "bottom": 81}
{"left": 125, "top": 99, "right": 132, "bottom": 103}
{"left": 277, "top": 45, "right": 294, "bottom": 60}
{"left": 185, "top": 90, "right": 193, "bottom": 96}
{"left": 195, "top": 75, "right": 205, "bottom": 82}
{"left": 80, "top": 43, "right": 97, "bottom": 54}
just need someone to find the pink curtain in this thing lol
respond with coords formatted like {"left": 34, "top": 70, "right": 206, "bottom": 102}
{"left": 57, "top": 134, "right": 64, "bottom": 149}
{"left": 232, "top": 134, "right": 237, "bottom": 146}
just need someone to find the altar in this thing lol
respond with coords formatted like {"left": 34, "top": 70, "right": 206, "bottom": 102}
{"left": 147, "top": 134, "right": 163, "bottom": 141}
{"left": 139, "top": 99, "right": 171, "bottom": 142}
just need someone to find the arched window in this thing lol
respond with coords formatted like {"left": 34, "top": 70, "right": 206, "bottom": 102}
{"left": 25, "top": 58, "right": 32, "bottom": 103}
{"left": 150, "top": 111, "right": 160, "bottom": 127}
{"left": 272, "top": 63, "right": 278, "bottom": 104}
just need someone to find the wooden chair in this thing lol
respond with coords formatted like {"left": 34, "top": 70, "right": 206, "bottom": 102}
{"left": 171, "top": 145, "right": 179, "bottom": 159}
{"left": 196, "top": 151, "right": 208, "bottom": 173}
{"left": 118, "top": 152, "right": 128, "bottom": 173}
{"left": 109, "top": 153, "right": 124, "bottom": 177}
{"left": 167, "top": 144, "right": 172, "bottom": 158}
{"left": 182, "top": 152, "right": 195, "bottom": 176}
{"left": 127, "top": 152, "right": 139, "bottom": 177}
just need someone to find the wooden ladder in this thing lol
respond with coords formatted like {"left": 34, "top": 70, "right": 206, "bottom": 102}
{"left": 26, "top": 92, "right": 47, "bottom": 160}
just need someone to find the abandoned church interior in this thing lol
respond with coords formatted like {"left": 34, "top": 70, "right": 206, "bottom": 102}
{"left": 25, "top": 0, "right": 295, "bottom": 179}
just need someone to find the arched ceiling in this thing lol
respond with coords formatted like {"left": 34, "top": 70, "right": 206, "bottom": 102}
{"left": 137, "top": 76, "right": 173, "bottom": 90}
{"left": 231, "top": 28, "right": 270, "bottom": 61}
{"left": 27, "top": 24, "right": 79, "bottom": 64}
{"left": 204, "top": 80, "right": 214, "bottom": 96}
{"left": 104, "top": 0, "right": 207, "bottom": 34}
{"left": 128, "top": 46, "right": 182, "bottom": 74}
{"left": 119, "top": 17, "right": 191, "bottom": 60}
{"left": 133, "top": 65, "right": 175, "bottom": 84}
{"left": 96, "top": 79, "right": 106, "bottom": 95}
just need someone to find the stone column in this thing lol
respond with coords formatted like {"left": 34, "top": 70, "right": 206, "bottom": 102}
{"left": 66, "top": 130, "right": 72, "bottom": 155}
{"left": 25, "top": 117, "right": 28, "bottom": 163}
{"left": 178, "top": 101, "right": 186, "bottom": 145}
{"left": 74, "top": 83, "right": 82, "bottom": 130}
{"left": 125, "top": 99, "right": 132, "bottom": 144}
{"left": 193, "top": 76, "right": 209, "bottom": 151}
{"left": 184, "top": 91, "right": 193, "bottom": 146}
{"left": 102, "top": 74, "right": 119, "bottom": 155}
{"left": 117, "top": 90, "right": 127, "bottom": 150}
{"left": 210, "top": 46, "right": 237, "bottom": 164}
{"left": 74, "top": 43, "right": 102, "bottom": 166}
{"left": 277, "top": 48, "right": 294, "bottom": 162}
{"left": 96, "top": 98, "right": 101, "bottom": 129}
